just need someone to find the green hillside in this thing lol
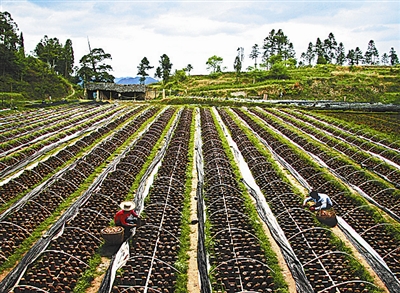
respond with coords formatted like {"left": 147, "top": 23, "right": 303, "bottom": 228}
{"left": 2, "top": 64, "right": 400, "bottom": 109}
{"left": 0, "top": 57, "right": 83, "bottom": 109}
{"left": 149, "top": 65, "right": 400, "bottom": 104}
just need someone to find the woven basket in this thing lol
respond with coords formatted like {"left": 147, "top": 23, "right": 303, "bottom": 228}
{"left": 101, "top": 226, "right": 124, "bottom": 245}
{"left": 316, "top": 209, "right": 337, "bottom": 227}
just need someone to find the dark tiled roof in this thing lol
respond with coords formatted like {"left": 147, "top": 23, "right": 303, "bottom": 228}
{"left": 85, "top": 82, "right": 145, "bottom": 93}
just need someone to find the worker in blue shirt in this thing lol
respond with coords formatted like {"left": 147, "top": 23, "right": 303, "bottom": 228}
{"left": 303, "top": 190, "right": 333, "bottom": 211}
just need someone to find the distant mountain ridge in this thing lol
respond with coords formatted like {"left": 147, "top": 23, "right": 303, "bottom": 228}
{"left": 115, "top": 76, "right": 158, "bottom": 85}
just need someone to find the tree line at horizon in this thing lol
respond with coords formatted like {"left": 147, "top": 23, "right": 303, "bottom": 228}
{"left": 256, "top": 29, "right": 399, "bottom": 67}
{"left": 1, "top": 11, "right": 399, "bottom": 89}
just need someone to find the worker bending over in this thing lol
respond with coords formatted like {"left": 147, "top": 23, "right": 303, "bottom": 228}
{"left": 303, "top": 190, "right": 333, "bottom": 211}
{"left": 114, "top": 201, "right": 140, "bottom": 238}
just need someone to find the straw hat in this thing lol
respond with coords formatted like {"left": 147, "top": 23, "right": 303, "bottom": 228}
{"left": 120, "top": 201, "right": 135, "bottom": 211}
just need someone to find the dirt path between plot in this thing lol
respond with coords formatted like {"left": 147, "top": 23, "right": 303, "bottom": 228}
{"left": 187, "top": 145, "right": 200, "bottom": 292}
{"left": 86, "top": 258, "right": 110, "bottom": 293}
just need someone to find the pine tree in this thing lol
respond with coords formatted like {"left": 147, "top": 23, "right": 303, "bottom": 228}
{"left": 381, "top": 53, "right": 389, "bottom": 65}
{"left": 305, "top": 42, "right": 316, "bottom": 65}
{"left": 263, "top": 29, "right": 277, "bottom": 61}
{"left": 234, "top": 47, "right": 244, "bottom": 81}
{"left": 137, "top": 57, "right": 153, "bottom": 85}
{"left": 34, "top": 35, "right": 63, "bottom": 70}
{"left": 389, "top": 47, "right": 399, "bottom": 65}
{"left": 364, "top": 40, "right": 379, "bottom": 65}
{"left": 249, "top": 44, "right": 260, "bottom": 68}
{"left": 314, "top": 38, "right": 325, "bottom": 64}
{"left": 155, "top": 54, "right": 172, "bottom": 84}
{"left": 346, "top": 49, "right": 355, "bottom": 65}
{"left": 263, "top": 29, "right": 296, "bottom": 67}
{"left": 59, "top": 39, "right": 74, "bottom": 79}
{"left": 19, "top": 32, "right": 25, "bottom": 57}
{"left": 354, "top": 47, "right": 363, "bottom": 65}
{"left": 0, "top": 11, "right": 21, "bottom": 76}
{"left": 185, "top": 64, "right": 193, "bottom": 75}
{"left": 323, "top": 32, "right": 337, "bottom": 63}
{"left": 336, "top": 42, "right": 346, "bottom": 65}
{"left": 78, "top": 48, "right": 114, "bottom": 83}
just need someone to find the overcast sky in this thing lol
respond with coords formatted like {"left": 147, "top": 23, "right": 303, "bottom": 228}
{"left": 2, "top": 0, "right": 400, "bottom": 77}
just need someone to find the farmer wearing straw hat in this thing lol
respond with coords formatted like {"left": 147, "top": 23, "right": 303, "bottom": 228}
{"left": 114, "top": 201, "right": 140, "bottom": 237}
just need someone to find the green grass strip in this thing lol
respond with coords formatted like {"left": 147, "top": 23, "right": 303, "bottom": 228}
{"left": 174, "top": 107, "right": 196, "bottom": 293}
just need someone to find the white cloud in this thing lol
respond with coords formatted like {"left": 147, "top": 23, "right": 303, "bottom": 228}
{"left": 288, "top": 2, "right": 400, "bottom": 56}
{"left": 2, "top": 0, "right": 399, "bottom": 77}
{"left": 149, "top": 13, "right": 247, "bottom": 37}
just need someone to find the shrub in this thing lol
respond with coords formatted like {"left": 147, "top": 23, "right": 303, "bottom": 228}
{"left": 269, "top": 62, "right": 289, "bottom": 79}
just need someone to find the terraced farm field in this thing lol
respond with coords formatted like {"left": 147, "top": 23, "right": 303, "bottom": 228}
{"left": 0, "top": 102, "right": 399, "bottom": 293}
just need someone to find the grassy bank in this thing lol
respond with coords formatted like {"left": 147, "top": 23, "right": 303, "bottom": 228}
{"left": 149, "top": 65, "right": 400, "bottom": 104}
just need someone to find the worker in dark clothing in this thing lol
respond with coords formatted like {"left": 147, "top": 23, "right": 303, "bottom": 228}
{"left": 303, "top": 190, "right": 333, "bottom": 211}
{"left": 114, "top": 201, "right": 140, "bottom": 238}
